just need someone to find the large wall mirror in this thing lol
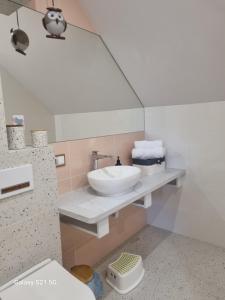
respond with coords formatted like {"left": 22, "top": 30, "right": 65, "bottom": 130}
{"left": 0, "top": 4, "right": 144, "bottom": 145}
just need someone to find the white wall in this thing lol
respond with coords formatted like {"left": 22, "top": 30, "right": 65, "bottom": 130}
{"left": 145, "top": 102, "right": 225, "bottom": 248}
{"left": 0, "top": 0, "right": 30, "bottom": 15}
{"left": 55, "top": 108, "right": 144, "bottom": 141}
{"left": 82, "top": 0, "right": 225, "bottom": 107}
{"left": 1, "top": 67, "right": 55, "bottom": 144}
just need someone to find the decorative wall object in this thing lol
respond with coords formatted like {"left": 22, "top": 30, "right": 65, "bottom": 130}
{"left": 42, "top": 1, "right": 67, "bottom": 40}
{"left": 10, "top": 10, "right": 29, "bottom": 55}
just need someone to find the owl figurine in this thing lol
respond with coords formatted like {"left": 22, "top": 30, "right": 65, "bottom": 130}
{"left": 10, "top": 28, "right": 29, "bottom": 55}
{"left": 42, "top": 7, "right": 67, "bottom": 40}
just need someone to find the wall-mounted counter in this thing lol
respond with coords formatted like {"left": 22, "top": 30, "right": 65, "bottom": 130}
{"left": 58, "top": 168, "right": 185, "bottom": 238}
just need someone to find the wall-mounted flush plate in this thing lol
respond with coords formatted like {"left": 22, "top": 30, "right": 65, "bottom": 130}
{"left": 0, "top": 164, "right": 34, "bottom": 200}
{"left": 55, "top": 154, "right": 66, "bottom": 168}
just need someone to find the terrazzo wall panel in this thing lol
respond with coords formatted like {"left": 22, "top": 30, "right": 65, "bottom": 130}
{"left": 0, "top": 74, "right": 62, "bottom": 286}
{"left": 0, "top": 75, "right": 7, "bottom": 153}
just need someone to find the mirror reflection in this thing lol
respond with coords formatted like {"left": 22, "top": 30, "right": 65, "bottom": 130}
{"left": 0, "top": 6, "right": 144, "bottom": 144}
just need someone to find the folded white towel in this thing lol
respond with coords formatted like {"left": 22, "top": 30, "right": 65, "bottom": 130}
{"left": 132, "top": 147, "right": 166, "bottom": 159}
{"left": 134, "top": 140, "right": 163, "bottom": 149}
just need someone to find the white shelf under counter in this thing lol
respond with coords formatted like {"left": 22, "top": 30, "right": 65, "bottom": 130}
{"left": 58, "top": 168, "right": 185, "bottom": 238}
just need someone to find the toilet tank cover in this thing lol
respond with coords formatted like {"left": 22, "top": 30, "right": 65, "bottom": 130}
{"left": 0, "top": 260, "right": 95, "bottom": 300}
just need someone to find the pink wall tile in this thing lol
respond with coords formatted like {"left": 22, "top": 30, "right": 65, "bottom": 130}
{"left": 60, "top": 206, "right": 146, "bottom": 270}
{"left": 71, "top": 174, "right": 88, "bottom": 191}
{"left": 60, "top": 222, "right": 93, "bottom": 251}
{"left": 89, "top": 135, "right": 116, "bottom": 155}
{"left": 69, "top": 135, "right": 116, "bottom": 177}
{"left": 52, "top": 131, "right": 146, "bottom": 269}
{"left": 73, "top": 207, "right": 147, "bottom": 267}
{"left": 88, "top": 135, "right": 116, "bottom": 168}
{"left": 58, "top": 179, "right": 71, "bottom": 195}
{"left": 69, "top": 139, "right": 91, "bottom": 176}
{"left": 62, "top": 247, "right": 76, "bottom": 271}
{"left": 53, "top": 132, "right": 145, "bottom": 191}
{"left": 53, "top": 142, "right": 71, "bottom": 181}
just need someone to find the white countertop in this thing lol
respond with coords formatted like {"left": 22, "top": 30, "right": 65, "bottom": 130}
{"left": 58, "top": 168, "right": 185, "bottom": 225}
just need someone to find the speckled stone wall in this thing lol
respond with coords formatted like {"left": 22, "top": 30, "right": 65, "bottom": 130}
{"left": 0, "top": 75, "right": 62, "bottom": 285}
{"left": 0, "top": 76, "right": 7, "bottom": 153}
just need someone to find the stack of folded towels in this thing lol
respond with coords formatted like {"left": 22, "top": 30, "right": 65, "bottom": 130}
{"left": 132, "top": 140, "right": 166, "bottom": 176}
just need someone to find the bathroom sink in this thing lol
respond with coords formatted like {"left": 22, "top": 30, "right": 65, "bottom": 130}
{"left": 87, "top": 166, "right": 141, "bottom": 196}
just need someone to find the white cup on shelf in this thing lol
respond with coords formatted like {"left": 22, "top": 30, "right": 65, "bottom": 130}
{"left": 31, "top": 130, "right": 48, "bottom": 148}
{"left": 6, "top": 125, "right": 25, "bottom": 150}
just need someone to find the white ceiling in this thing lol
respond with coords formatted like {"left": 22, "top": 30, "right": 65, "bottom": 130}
{"left": 0, "top": 7, "right": 142, "bottom": 114}
{"left": 82, "top": 0, "right": 225, "bottom": 107}
{"left": 0, "top": 0, "right": 30, "bottom": 15}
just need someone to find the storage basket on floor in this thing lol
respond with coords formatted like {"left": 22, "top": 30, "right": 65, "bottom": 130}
{"left": 71, "top": 265, "right": 103, "bottom": 299}
{"left": 106, "top": 252, "right": 145, "bottom": 294}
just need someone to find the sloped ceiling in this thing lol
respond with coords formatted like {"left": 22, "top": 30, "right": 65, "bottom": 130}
{"left": 82, "top": 0, "right": 225, "bottom": 107}
{"left": 0, "top": 0, "right": 30, "bottom": 15}
{"left": 0, "top": 7, "right": 141, "bottom": 114}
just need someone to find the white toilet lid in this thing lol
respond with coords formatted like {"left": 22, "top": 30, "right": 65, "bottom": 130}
{"left": 0, "top": 260, "right": 96, "bottom": 300}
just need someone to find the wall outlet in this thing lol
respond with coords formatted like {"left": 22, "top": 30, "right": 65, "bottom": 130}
{"left": 55, "top": 154, "right": 66, "bottom": 167}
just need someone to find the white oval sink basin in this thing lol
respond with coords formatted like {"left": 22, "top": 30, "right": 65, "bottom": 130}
{"left": 87, "top": 166, "right": 141, "bottom": 196}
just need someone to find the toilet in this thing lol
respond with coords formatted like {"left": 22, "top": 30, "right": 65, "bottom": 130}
{"left": 0, "top": 259, "right": 96, "bottom": 300}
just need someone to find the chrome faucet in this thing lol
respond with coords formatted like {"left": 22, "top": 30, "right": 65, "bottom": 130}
{"left": 91, "top": 151, "right": 113, "bottom": 170}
